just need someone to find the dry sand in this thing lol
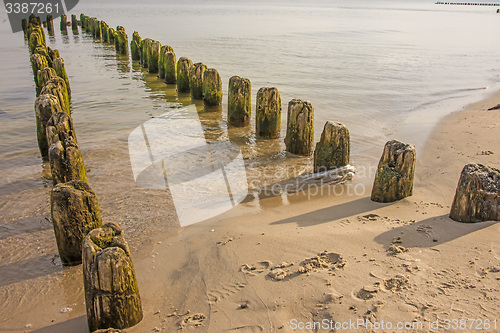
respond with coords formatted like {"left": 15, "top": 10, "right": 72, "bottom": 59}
{"left": 0, "top": 92, "right": 499, "bottom": 333}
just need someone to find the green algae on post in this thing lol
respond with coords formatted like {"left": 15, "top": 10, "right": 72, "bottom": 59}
{"left": 48, "top": 136, "right": 87, "bottom": 185}
{"left": 46, "top": 15, "right": 54, "bottom": 35}
{"left": 60, "top": 15, "right": 68, "bottom": 32}
{"left": 52, "top": 58, "right": 71, "bottom": 97}
{"left": 131, "top": 32, "right": 142, "bottom": 61}
{"left": 189, "top": 62, "right": 207, "bottom": 99}
{"left": 164, "top": 51, "right": 177, "bottom": 84}
{"left": 256, "top": 87, "right": 281, "bottom": 139}
{"left": 313, "top": 121, "right": 350, "bottom": 173}
{"left": 100, "top": 21, "right": 110, "bottom": 43}
{"left": 115, "top": 26, "right": 128, "bottom": 55}
{"left": 177, "top": 57, "right": 193, "bottom": 93}
{"left": 228, "top": 76, "right": 251, "bottom": 126}
{"left": 51, "top": 180, "right": 103, "bottom": 266}
{"left": 158, "top": 45, "right": 174, "bottom": 78}
{"left": 203, "top": 68, "right": 222, "bottom": 106}
{"left": 371, "top": 140, "right": 416, "bottom": 203}
{"left": 40, "top": 77, "right": 70, "bottom": 114}
{"left": 71, "top": 14, "right": 78, "bottom": 34}
{"left": 83, "top": 222, "right": 143, "bottom": 332}
{"left": 35, "top": 93, "right": 64, "bottom": 159}
{"left": 46, "top": 111, "right": 77, "bottom": 148}
{"left": 30, "top": 53, "right": 48, "bottom": 93}
{"left": 284, "top": 99, "right": 314, "bottom": 155}
{"left": 148, "top": 40, "right": 161, "bottom": 73}
{"left": 36, "top": 67, "right": 56, "bottom": 96}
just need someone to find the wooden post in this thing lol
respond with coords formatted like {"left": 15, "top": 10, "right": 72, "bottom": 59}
{"left": 108, "top": 27, "right": 116, "bottom": 44}
{"left": 284, "top": 99, "right": 314, "bottom": 155}
{"left": 202, "top": 68, "right": 222, "bottom": 106}
{"left": 46, "top": 112, "right": 77, "bottom": 148}
{"left": 83, "top": 222, "right": 143, "bottom": 331}
{"left": 371, "top": 140, "right": 416, "bottom": 203}
{"left": 189, "top": 63, "right": 207, "bottom": 99}
{"left": 228, "top": 76, "right": 251, "bottom": 126}
{"left": 100, "top": 21, "right": 110, "bottom": 43}
{"left": 140, "top": 38, "right": 152, "bottom": 68}
{"left": 147, "top": 40, "right": 161, "bottom": 73}
{"left": 36, "top": 67, "right": 56, "bottom": 96}
{"left": 164, "top": 51, "right": 177, "bottom": 84}
{"left": 28, "top": 30, "right": 45, "bottom": 54}
{"left": 115, "top": 26, "right": 128, "bottom": 55}
{"left": 30, "top": 53, "right": 48, "bottom": 94}
{"left": 71, "top": 14, "right": 78, "bottom": 34}
{"left": 313, "top": 121, "right": 350, "bottom": 173}
{"left": 80, "top": 14, "right": 86, "bottom": 30}
{"left": 40, "top": 77, "right": 70, "bottom": 114}
{"left": 131, "top": 32, "right": 141, "bottom": 61}
{"left": 177, "top": 57, "right": 193, "bottom": 93}
{"left": 49, "top": 136, "right": 87, "bottom": 185}
{"left": 52, "top": 58, "right": 71, "bottom": 97}
{"left": 256, "top": 87, "right": 281, "bottom": 139}
{"left": 60, "top": 15, "right": 68, "bottom": 32}
{"left": 46, "top": 15, "right": 54, "bottom": 35}
{"left": 51, "top": 180, "right": 102, "bottom": 265}
{"left": 22, "top": 19, "right": 28, "bottom": 37}
{"left": 35, "top": 94, "right": 64, "bottom": 159}
{"left": 158, "top": 45, "right": 174, "bottom": 78}
{"left": 449, "top": 163, "right": 500, "bottom": 222}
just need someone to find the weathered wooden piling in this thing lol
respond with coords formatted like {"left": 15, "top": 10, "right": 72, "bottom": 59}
{"left": 158, "top": 45, "right": 174, "bottom": 78}
{"left": 60, "top": 15, "right": 68, "bottom": 32}
{"left": 49, "top": 136, "right": 87, "bottom": 185}
{"left": 30, "top": 53, "right": 48, "bottom": 93}
{"left": 80, "top": 14, "right": 86, "bottom": 29}
{"left": 147, "top": 40, "right": 161, "bottom": 73}
{"left": 256, "top": 87, "right": 281, "bottom": 139}
{"left": 108, "top": 27, "right": 116, "bottom": 44}
{"left": 71, "top": 14, "right": 78, "bottom": 33}
{"left": 93, "top": 18, "right": 102, "bottom": 39}
{"left": 202, "top": 68, "right": 222, "bottom": 106}
{"left": 28, "top": 30, "right": 45, "bottom": 54}
{"left": 189, "top": 63, "right": 207, "bottom": 99}
{"left": 164, "top": 51, "right": 177, "bottom": 84}
{"left": 46, "top": 15, "right": 54, "bottom": 35}
{"left": 40, "top": 77, "right": 70, "bottom": 114}
{"left": 51, "top": 180, "right": 102, "bottom": 265}
{"left": 100, "top": 21, "right": 110, "bottom": 43}
{"left": 228, "top": 76, "right": 251, "bottom": 125}
{"left": 284, "top": 99, "right": 315, "bottom": 155}
{"left": 131, "top": 32, "right": 142, "bottom": 61}
{"left": 35, "top": 94, "right": 64, "bottom": 158}
{"left": 52, "top": 58, "right": 71, "bottom": 97}
{"left": 449, "top": 163, "right": 500, "bottom": 223}
{"left": 83, "top": 222, "right": 143, "bottom": 332}
{"left": 48, "top": 47, "right": 60, "bottom": 62}
{"left": 140, "top": 38, "right": 152, "bottom": 68}
{"left": 313, "top": 121, "right": 350, "bottom": 173}
{"left": 36, "top": 67, "right": 57, "bottom": 95}
{"left": 46, "top": 112, "right": 77, "bottom": 147}
{"left": 176, "top": 57, "right": 193, "bottom": 93}
{"left": 371, "top": 140, "right": 416, "bottom": 203}
{"left": 115, "top": 26, "right": 128, "bottom": 55}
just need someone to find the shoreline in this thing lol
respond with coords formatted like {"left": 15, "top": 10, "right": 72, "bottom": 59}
{"left": 1, "top": 85, "right": 496, "bottom": 332}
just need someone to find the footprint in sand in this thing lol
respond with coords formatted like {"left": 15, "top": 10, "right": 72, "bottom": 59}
{"left": 208, "top": 281, "right": 247, "bottom": 303}
{"left": 240, "top": 261, "right": 272, "bottom": 276}
{"left": 354, "top": 285, "right": 380, "bottom": 300}
{"left": 416, "top": 225, "right": 434, "bottom": 238}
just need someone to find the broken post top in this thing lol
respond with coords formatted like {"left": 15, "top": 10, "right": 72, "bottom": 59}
{"left": 380, "top": 139, "right": 416, "bottom": 170}
{"left": 85, "top": 222, "right": 131, "bottom": 257}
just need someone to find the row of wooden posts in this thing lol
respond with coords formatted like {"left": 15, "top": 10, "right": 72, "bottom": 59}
{"left": 24, "top": 14, "right": 143, "bottom": 333}
{"left": 76, "top": 14, "right": 500, "bottom": 221}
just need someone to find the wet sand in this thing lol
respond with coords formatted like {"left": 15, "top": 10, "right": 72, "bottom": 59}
{"left": 0, "top": 91, "right": 499, "bottom": 332}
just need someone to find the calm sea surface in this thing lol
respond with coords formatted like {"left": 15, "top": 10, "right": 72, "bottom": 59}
{"left": 1, "top": 0, "right": 499, "bottom": 197}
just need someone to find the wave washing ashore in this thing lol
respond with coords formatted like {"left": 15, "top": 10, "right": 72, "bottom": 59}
{"left": 0, "top": 2, "right": 500, "bottom": 333}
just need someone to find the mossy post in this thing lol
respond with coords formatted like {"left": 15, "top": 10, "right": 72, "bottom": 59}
{"left": 158, "top": 45, "right": 174, "bottom": 78}
{"left": 189, "top": 63, "right": 207, "bottom": 99}
{"left": 115, "top": 26, "right": 128, "bottom": 55}
{"left": 131, "top": 32, "right": 141, "bottom": 61}
{"left": 35, "top": 94, "right": 64, "bottom": 159}
{"left": 202, "top": 68, "right": 222, "bottom": 106}
{"left": 100, "top": 21, "right": 110, "bottom": 43}
{"left": 177, "top": 57, "right": 193, "bottom": 93}
{"left": 28, "top": 30, "right": 45, "bottom": 54}
{"left": 71, "top": 14, "right": 78, "bottom": 34}
{"left": 22, "top": 19, "right": 28, "bottom": 37}
{"left": 284, "top": 99, "right": 314, "bottom": 155}
{"left": 108, "top": 28, "right": 116, "bottom": 44}
{"left": 40, "top": 77, "right": 70, "bottom": 114}
{"left": 83, "top": 222, "right": 143, "bottom": 332}
{"left": 164, "top": 51, "right": 177, "bottom": 84}
{"left": 313, "top": 121, "right": 350, "bottom": 173}
{"left": 93, "top": 18, "right": 102, "bottom": 39}
{"left": 46, "top": 112, "right": 77, "bottom": 148}
{"left": 30, "top": 53, "right": 48, "bottom": 93}
{"left": 51, "top": 180, "right": 102, "bottom": 266}
{"left": 36, "top": 67, "right": 56, "bottom": 96}
{"left": 371, "top": 140, "right": 416, "bottom": 203}
{"left": 256, "top": 87, "right": 281, "bottom": 139}
{"left": 52, "top": 58, "right": 71, "bottom": 97}
{"left": 60, "top": 15, "right": 68, "bottom": 32}
{"left": 147, "top": 40, "right": 161, "bottom": 73}
{"left": 449, "top": 163, "right": 500, "bottom": 223}
{"left": 49, "top": 136, "right": 87, "bottom": 185}
{"left": 46, "top": 15, "right": 54, "bottom": 35}
{"left": 80, "top": 14, "right": 86, "bottom": 29}
{"left": 228, "top": 76, "right": 251, "bottom": 126}
{"left": 140, "top": 38, "right": 152, "bottom": 68}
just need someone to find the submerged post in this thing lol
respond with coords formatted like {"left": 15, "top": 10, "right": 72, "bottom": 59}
{"left": 148, "top": 40, "right": 161, "bottom": 73}
{"left": 176, "top": 57, "right": 193, "bottom": 93}
{"left": 131, "top": 32, "right": 142, "bottom": 61}
{"left": 313, "top": 121, "right": 350, "bottom": 172}
{"left": 158, "top": 45, "right": 174, "bottom": 78}
{"left": 228, "top": 76, "right": 251, "bottom": 126}
{"left": 203, "top": 68, "right": 222, "bottom": 106}
{"left": 371, "top": 140, "right": 416, "bottom": 203}
{"left": 284, "top": 99, "right": 314, "bottom": 155}
{"left": 115, "top": 26, "right": 128, "bottom": 55}
{"left": 51, "top": 180, "right": 102, "bottom": 266}
{"left": 83, "top": 222, "right": 143, "bottom": 331}
{"left": 256, "top": 87, "right": 281, "bottom": 139}
{"left": 164, "top": 51, "right": 177, "bottom": 84}
{"left": 449, "top": 163, "right": 500, "bottom": 223}
{"left": 189, "top": 63, "right": 207, "bottom": 99}
{"left": 35, "top": 94, "right": 64, "bottom": 159}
